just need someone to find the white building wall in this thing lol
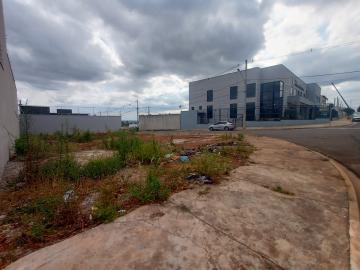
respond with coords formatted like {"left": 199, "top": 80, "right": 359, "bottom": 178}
{"left": 0, "top": 0, "right": 19, "bottom": 178}
{"left": 189, "top": 64, "right": 311, "bottom": 121}
{"left": 20, "top": 114, "right": 122, "bottom": 134}
{"left": 139, "top": 114, "right": 180, "bottom": 131}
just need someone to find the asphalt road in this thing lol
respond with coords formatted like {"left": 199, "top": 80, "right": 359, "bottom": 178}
{"left": 248, "top": 123, "right": 360, "bottom": 177}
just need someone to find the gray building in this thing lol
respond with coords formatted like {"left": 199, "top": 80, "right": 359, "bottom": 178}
{"left": 0, "top": 0, "right": 19, "bottom": 178}
{"left": 189, "top": 64, "right": 322, "bottom": 123}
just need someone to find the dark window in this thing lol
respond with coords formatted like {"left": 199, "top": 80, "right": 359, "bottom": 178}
{"left": 230, "top": 86, "right": 238, "bottom": 100}
{"left": 207, "top": 90, "right": 213, "bottom": 102}
{"left": 199, "top": 105, "right": 202, "bottom": 110}
{"left": 246, "top": 102, "right": 255, "bottom": 121}
{"left": 191, "top": 107, "right": 194, "bottom": 110}
{"left": 207, "top": 105, "right": 213, "bottom": 119}
{"left": 230, "top": 103, "right": 237, "bottom": 118}
{"left": 260, "top": 81, "right": 283, "bottom": 119}
{"left": 246, "top": 83, "right": 256, "bottom": 98}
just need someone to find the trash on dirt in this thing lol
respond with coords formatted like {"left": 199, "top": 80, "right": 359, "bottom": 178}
{"left": 164, "top": 153, "right": 173, "bottom": 159}
{"left": 118, "top": 209, "right": 126, "bottom": 214}
{"left": 186, "top": 173, "right": 213, "bottom": 184}
{"left": 80, "top": 193, "right": 99, "bottom": 215}
{"left": 63, "top": 189, "right": 75, "bottom": 202}
{"left": 180, "top": 156, "right": 189, "bottom": 162}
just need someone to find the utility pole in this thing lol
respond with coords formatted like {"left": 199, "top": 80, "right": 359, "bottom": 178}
{"left": 242, "top": 59, "right": 247, "bottom": 129}
{"left": 147, "top": 106, "right": 150, "bottom": 115}
{"left": 331, "top": 82, "right": 350, "bottom": 109}
{"left": 136, "top": 99, "right": 139, "bottom": 123}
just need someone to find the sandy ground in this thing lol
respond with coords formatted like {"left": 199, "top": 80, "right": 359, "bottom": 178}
{"left": 5, "top": 135, "right": 349, "bottom": 270}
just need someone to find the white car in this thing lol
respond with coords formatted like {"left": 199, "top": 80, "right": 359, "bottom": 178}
{"left": 352, "top": 112, "right": 360, "bottom": 122}
{"left": 208, "top": 121, "right": 235, "bottom": 131}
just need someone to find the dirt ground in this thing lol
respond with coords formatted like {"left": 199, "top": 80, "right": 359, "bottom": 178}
{"left": 4, "top": 134, "right": 349, "bottom": 270}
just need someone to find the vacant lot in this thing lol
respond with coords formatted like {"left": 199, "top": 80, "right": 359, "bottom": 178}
{"left": 0, "top": 130, "right": 254, "bottom": 268}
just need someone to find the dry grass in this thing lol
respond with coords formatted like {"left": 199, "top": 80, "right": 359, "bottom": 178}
{"left": 0, "top": 131, "right": 255, "bottom": 268}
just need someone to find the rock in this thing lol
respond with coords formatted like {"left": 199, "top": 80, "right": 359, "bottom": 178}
{"left": 0, "top": 214, "right": 6, "bottom": 223}
{"left": 63, "top": 190, "right": 75, "bottom": 202}
{"left": 80, "top": 193, "right": 99, "bottom": 215}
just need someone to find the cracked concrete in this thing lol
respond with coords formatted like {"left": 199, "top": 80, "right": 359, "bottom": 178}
{"left": 5, "top": 136, "right": 349, "bottom": 270}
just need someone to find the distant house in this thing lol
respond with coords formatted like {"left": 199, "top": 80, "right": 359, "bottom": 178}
{"left": 0, "top": 0, "right": 19, "bottom": 178}
{"left": 189, "top": 64, "right": 322, "bottom": 123}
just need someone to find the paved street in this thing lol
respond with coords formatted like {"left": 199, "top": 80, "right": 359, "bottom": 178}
{"left": 248, "top": 123, "right": 360, "bottom": 177}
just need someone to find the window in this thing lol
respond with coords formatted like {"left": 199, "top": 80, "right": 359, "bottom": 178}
{"left": 199, "top": 105, "right": 202, "bottom": 110}
{"left": 191, "top": 107, "right": 194, "bottom": 110}
{"left": 207, "top": 90, "right": 213, "bottom": 102}
{"left": 246, "top": 83, "right": 256, "bottom": 98}
{"left": 230, "top": 86, "right": 238, "bottom": 100}
{"left": 207, "top": 105, "right": 213, "bottom": 119}
{"left": 230, "top": 103, "right": 237, "bottom": 118}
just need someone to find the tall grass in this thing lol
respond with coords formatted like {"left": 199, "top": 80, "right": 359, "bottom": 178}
{"left": 191, "top": 152, "right": 231, "bottom": 178}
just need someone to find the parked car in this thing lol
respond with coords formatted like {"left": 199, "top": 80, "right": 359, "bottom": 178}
{"left": 208, "top": 121, "right": 235, "bottom": 131}
{"left": 352, "top": 112, "right": 360, "bottom": 122}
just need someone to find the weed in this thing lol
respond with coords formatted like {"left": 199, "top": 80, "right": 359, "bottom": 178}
{"left": 220, "top": 133, "right": 234, "bottom": 141}
{"left": 134, "top": 139, "right": 163, "bottom": 165}
{"left": 30, "top": 221, "right": 45, "bottom": 241}
{"left": 41, "top": 157, "right": 81, "bottom": 181}
{"left": 271, "top": 186, "right": 295, "bottom": 196}
{"left": 235, "top": 144, "right": 255, "bottom": 159}
{"left": 191, "top": 153, "right": 231, "bottom": 178}
{"left": 93, "top": 188, "right": 117, "bottom": 223}
{"left": 82, "top": 155, "right": 125, "bottom": 179}
{"left": 130, "top": 173, "right": 170, "bottom": 203}
{"left": 237, "top": 133, "right": 245, "bottom": 142}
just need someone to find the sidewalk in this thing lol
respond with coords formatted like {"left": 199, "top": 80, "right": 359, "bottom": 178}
{"left": 246, "top": 118, "right": 352, "bottom": 130}
{"left": 5, "top": 136, "right": 350, "bottom": 270}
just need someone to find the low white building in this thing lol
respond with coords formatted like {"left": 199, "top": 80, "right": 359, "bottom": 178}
{"left": 189, "top": 64, "right": 322, "bottom": 123}
{"left": 0, "top": 0, "right": 19, "bottom": 178}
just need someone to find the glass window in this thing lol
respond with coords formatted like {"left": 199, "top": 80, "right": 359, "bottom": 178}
{"left": 207, "top": 105, "right": 213, "bottom": 119}
{"left": 230, "top": 103, "right": 237, "bottom": 118}
{"left": 230, "top": 86, "right": 238, "bottom": 100}
{"left": 246, "top": 83, "right": 256, "bottom": 98}
{"left": 207, "top": 90, "right": 213, "bottom": 102}
{"left": 191, "top": 107, "right": 194, "bottom": 110}
{"left": 199, "top": 105, "right": 202, "bottom": 110}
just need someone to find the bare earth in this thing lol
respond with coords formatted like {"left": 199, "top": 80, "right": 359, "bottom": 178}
{"left": 5, "top": 136, "right": 349, "bottom": 270}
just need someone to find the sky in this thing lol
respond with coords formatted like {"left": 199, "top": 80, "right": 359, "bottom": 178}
{"left": 3, "top": 0, "right": 360, "bottom": 119}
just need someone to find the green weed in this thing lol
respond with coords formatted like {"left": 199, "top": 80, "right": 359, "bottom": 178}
{"left": 130, "top": 173, "right": 170, "bottom": 203}
{"left": 191, "top": 153, "right": 231, "bottom": 178}
{"left": 41, "top": 157, "right": 81, "bottom": 181}
{"left": 82, "top": 155, "right": 125, "bottom": 179}
{"left": 93, "top": 188, "right": 117, "bottom": 223}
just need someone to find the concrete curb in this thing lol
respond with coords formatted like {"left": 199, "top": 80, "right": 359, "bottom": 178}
{"left": 254, "top": 135, "right": 360, "bottom": 270}
{"left": 289, "top": 143, "right": 360, "bottom": 270}
{"left": 245, "top": 120, "right": 352, "bottom": 131}
{"left": 329, "top": 160, "right": 360, "bottom": 270}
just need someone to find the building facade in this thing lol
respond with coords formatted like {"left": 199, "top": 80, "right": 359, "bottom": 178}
{"left": 0, "top": 0, "right": 19, "bottom": 178}
{"left": 189, "top": 64, "right": 322, "bottom": 124}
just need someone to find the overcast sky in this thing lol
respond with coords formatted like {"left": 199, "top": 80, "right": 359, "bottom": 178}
{"left": 4, "top": 0, "right": 360, "bottom": 119}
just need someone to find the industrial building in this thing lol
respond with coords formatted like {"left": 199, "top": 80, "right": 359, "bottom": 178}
{"left": 0, "top": 0, "right": 19, "bottom": 179}
{"left": 189, "top": 64, "right": 323, "bottom": 124}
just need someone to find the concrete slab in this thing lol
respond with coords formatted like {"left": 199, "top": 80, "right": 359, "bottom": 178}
{"left": 5, "top": 136, "right": 350, "bottom": 270}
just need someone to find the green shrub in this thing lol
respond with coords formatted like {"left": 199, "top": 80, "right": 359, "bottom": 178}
{"left": 235, "top": 144, "right": 254, "bottom": 159}
{"left": 30, "top": 221, "right": 45, "bottom": 241}
{"left": 134, "top": 140, "right": 163, "bottom": 165}
{"left": 41, "top": 157, "right": 81, "bottom": 181}
{"left": 15, "top": 135, "right": 51, "bottom": 158}
{"left": 94, "top": 205, "right": 117, "bottom": 223}
{"left": 191, "top": 153, "right": 231, "bottom": 178}
{"left": 82, "top": 155, "right": 125, "bottom": 179}
{"left": 15, "top": 136, "right": 28, "bottom": 155}
{"left": 130, "top": 173, "right": 170, "bottom": 203}
{"left": 93, "top": 188, "right": 117, "bottom": 223}
{"left": 20, "top": 196, "right": 63, "bottom": 225}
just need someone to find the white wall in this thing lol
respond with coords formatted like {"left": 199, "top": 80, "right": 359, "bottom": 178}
{"left": 20, "top": 114, "right": 122, "bottom": 134}
{"left": 139, "top": 114, "right": 180, "bottom": 131}
{"left": 189, "top": 64, "right": 312, "bottom": 120}
{"left": 0, "top": 0, "right": 19, "bottom": 178}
